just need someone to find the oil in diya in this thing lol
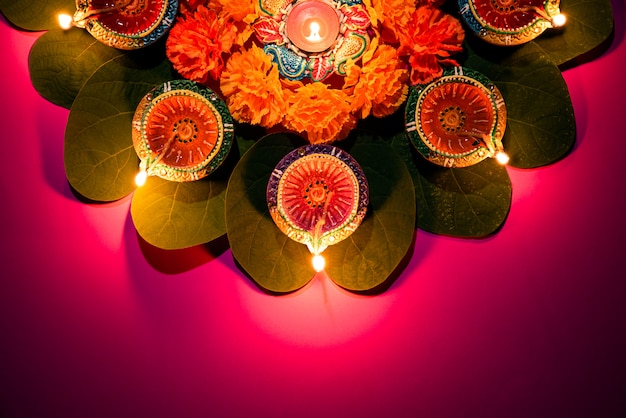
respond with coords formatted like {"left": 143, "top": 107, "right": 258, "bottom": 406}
{"left": 267, "top": 144, "right": 369, "bottom": 272}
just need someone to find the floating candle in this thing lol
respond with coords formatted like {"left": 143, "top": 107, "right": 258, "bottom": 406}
{"left": 285, "top": 0, "right": 340, "bottom": 53}
{"left": 267, "top": 144, "right": 369, "bottom": 271}
{"left": 132, "top": 80, "right": 234, "bottom": 183}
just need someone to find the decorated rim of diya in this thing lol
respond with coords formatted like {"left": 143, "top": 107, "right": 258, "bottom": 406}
{"left": 72, "top": 0, "right": 178, "bottom": 49}
{"left": 458, "top": 0, "right": 562, "bottom": 46}
{"left": 405, "top": 66, "right": 507, "bottom": 168}
{"left": 132, "top": 79, "right": 234, "bottom": 183}
{"left": 254, "top": 0, "right": 371, "bottom": 81}
{"left": 266, "top": 144, "right": 369, "bottom": 255}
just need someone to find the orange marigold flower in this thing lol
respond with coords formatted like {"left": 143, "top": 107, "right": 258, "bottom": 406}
{"left": 179, "top": 0, "right": 208, "bottom": 16}
{"left": 397, "top": 6, "right": 465, "bottom": 85}
{"left": 208, "top": 0, "right": 259, "bottom": 45}
{"left": 344, "top": 42, "right": 409, "bottom": 118}
{"left": 219, "top": 45, "right": 287, "bottom": 128}
{"left": 368, "top": 0, "right": 416, "bottom": 42}
{"left": 166, "top": 6, "right": 237, "bottom": 84}
{"left": 283, "top": 83, "right": 357, "bottom": 144}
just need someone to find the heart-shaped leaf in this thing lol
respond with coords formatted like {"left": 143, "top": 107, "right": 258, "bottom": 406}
{"left": 130, "top": 176, "right": 228, "bottom": 250}
{"left": 464, "top": 44, "right": 576, "bottom": 168}
{"left": 226, "top": 133, "right": 314, "bottom": 294}
{"left": 532, "top": 0, "right": 614, "bottom": 67}
{"left": 64, "top": 55, "right": 175, "bottom": 202}
{"left": 392, "top": 132, "right": 511, "bottom": 237}
{"left": 29, "top": 28, "right": 125, "bottom": 109}
{"left": 225, "top": 133, "right": 416, "bottom": 293}
{"left": 0, "top": 0, "right": 75, "bottom": 31}
{"left": 326, "top": 133, "right": 416, "bottom": 292}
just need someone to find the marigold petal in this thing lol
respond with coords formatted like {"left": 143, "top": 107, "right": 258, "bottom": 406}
{"left": 220, "top": 45, "right": 287, "bottom": 128}
{"left": 166, "top": 6, "right": 237, "bottom": 83}
{"left": 283, "top": 83, "right": 357, "bottom": 144}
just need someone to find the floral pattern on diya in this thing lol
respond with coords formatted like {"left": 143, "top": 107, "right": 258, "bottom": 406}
{"left": 267, "top": 144, "right": 369, "bottom": 255}
{"left": 405, "top": 67, "right": 506, "bottom": 168}
{"left": 458, "top": 0, "right": 562, "bottom": 45}
{"left": 72, "top": 0, "right": 179, "bottom": 49}
{"left": 253, "top": 0, "right": 371, "bottom": 81}
{"left": 132, "top": 80, "right": 234, "bottom": 182}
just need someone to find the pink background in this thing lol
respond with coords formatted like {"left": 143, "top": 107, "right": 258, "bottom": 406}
{"left": 1, "top": 2, "right": 625, "bottom": 416}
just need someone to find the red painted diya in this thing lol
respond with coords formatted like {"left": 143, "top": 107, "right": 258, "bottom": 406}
{"left": 405, "top": 67, "right": 508, "bottom": 168}
{"left": 458, "top": 0, "right": 564, "bottom": 45}
{"left": 267, "top": 145, "right": 369, "bottom": 262}
{"left": 70, "top": 0, "right": 178, "bottom": 49}
{"left": 132, "top": 80, "right": 234, "bottom": 183}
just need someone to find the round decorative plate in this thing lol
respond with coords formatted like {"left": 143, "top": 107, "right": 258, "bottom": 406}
{"left": 458, "top": 0, "right": 562, "bottom": 45}
{"left": 254, "top": 0, "right": 370, "bottom": 81}
{"left": 405, "top": 67, "right": 506, "bottom": 168}
{"left": 73, "top": 0, "right": 178, "bottom": 49}
{"left": 132, "top": 80, "right": 234, "bottom": 182}
{"left": 266, "top": 144, "right": 369, "bottom": 255}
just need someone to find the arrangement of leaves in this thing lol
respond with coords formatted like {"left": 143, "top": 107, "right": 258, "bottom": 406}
{"left": 0, "top": 0, "right": 614, "bottom": 293}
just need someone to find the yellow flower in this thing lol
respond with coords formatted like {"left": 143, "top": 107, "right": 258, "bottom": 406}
{"left": 220, "top": 45, "right": 287, "bottom": 128}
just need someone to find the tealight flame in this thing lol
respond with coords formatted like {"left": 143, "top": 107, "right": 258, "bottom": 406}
{"left": 305, "top": 21, "right": 322, "bottom": 42}
{"left": 58, "top": 13, "right": 73, "bottom": 29}
{"left": 135, "top": 169, "right": 148, "bottom": 187}
{"left": 552, "top": 13, "right": 566, "bottom": 27}
{"left": 495, "top": 151, "right": 510, "bottom": 165}
{"left": 312, "top": 254, "right": 325, "bottom": 272}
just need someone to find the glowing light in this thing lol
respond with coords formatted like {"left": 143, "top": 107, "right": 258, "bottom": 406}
{"left": 552, "top": 13, "right": 567, "bottom": 27}
{"left": 495, "top": 151, "right": 510, "bottom": 165}
{"left": 312, "top": 254, "right": 325, "bottom": 272}
{"left": 135, "top": 169, "right": 148, "bottom": 187}
{"left": 305, "top": 21, "right": 322, "bottom": 42}
{"left": 58, "top": 14, "right": 73, "bottom": 30}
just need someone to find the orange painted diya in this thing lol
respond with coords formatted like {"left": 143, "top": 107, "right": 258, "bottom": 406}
{"left": 267, "top": 145, "right": 369, "bottom": 256}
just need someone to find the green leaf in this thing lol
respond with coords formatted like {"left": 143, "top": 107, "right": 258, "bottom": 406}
{"left": 0, "top": 0, "right": 75, "bottom": 31}
{"left": 130, "top": 176, "right": 228, "bottom": 250}
{"left": 392, "top": 132, "right": 511, "bottom": 237}
{"left": 464, "top": 45, "right": 576, "bottom": 168}
{"left": 226, "top": 133, "right": 416, "bottom": 293}
{"left": 326, "top": 134, "right": 416, "bottom": 292}
{"left": 532, "top": 0, "right": 614, "bottom": 67}
{"left": 64, "top": 55, "right": 175, "bottom": 202}
{"left": 28, "top": 28, "right": 125, "bottom": 109}
{"left": 225, "top": 133, "right": 313, "bottom": 294}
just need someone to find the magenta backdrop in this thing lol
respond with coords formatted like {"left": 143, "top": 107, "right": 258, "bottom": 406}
{"left": 1, "top": 2, "right": 625, "bottom": 417}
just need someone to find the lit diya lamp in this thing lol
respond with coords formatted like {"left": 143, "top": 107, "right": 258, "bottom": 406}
{"left": 58, "top": 0, "right": 178, "bottom": 49}
{"left": 458, "top": 0, "right": 565, "bottom": 45}
{"left": 405, "top": 67, "right": 509, "bottom": 168}
{"left": 285, "top": 0, "right": 341, "bottom": 53}
{"left": 267, "top": 145, "right": 369, "bottom": 272}
{"left": 132, "top": 80, "right": 234, "bottom": 185}
{"left": 253, "top": 0, "right": 371, "bottom": 81}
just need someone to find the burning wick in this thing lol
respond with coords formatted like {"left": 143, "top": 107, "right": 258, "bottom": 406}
{"left": 521, "top": 6, "right": 566, "bottom": 28}
{"left": 135, "top": 168, "right": 148, "bottom": 187}
{"left": 305, "top": 21, "right": 322, "bottom": 42}
{"left": 58, "top": 14, "right": 73, "bottom": 29}
{"left": 312, "top": 254, "right": 326, "bottom": 272}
